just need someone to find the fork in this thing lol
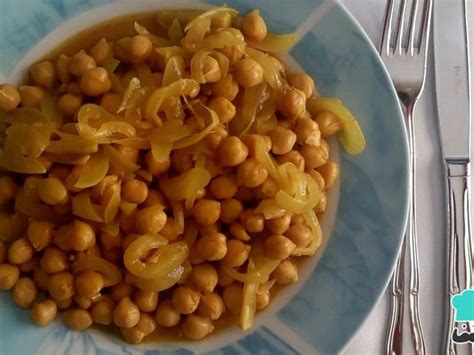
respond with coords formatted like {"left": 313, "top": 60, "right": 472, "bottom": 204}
{"left": 379, "top": 0, "right": 433, "bottom": 354}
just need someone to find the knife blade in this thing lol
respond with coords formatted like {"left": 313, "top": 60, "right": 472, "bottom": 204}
{"left": 434, "top": 0, "right": 471, "bottom": 162}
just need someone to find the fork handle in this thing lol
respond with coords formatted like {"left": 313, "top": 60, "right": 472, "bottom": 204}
{"left": 444, "top": 161, "right": 473, "bottom": 355}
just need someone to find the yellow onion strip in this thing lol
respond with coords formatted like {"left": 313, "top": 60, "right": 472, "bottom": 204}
{"left": 4, "top": 121, "right": 55, "bottom": 158}
{"left": 231, "top": 82, "right": 267, "bottom": 136}
{"left": 134, "top": 22, "right": 173, "bottom": 46}
{"left": 255, "top": 199, "right": 286, "bottom": 220}
{"left": 135, "top": 64, "right": 155, "bottom": 87}
{"left": 136, "top": 169, "right": 153, "bottom": 182}
{"left": 14, "top": 189, "right": 59, "bottom": 222}
{"left": 145, "top": 79, "right": 200, "bottom": 124}
{"left": 163, "top": 56, "right": 185, "bottom": 87}
{"left": 0, "top": 150, "right": 46, "bottom": 174}
{"left": 103, "top": 183, "right": 121, "bottom": 224}
{"left": 148, "top": 121, "right": 193, "bottom": 163}
{"left": 274, "top": 175, "right": 320, "bottom": 213}
{"left": 247, "top": 47, "right": 282, "bottom": 90}
{"left": 103, "top": 145, "right": 140, "bottom": 173}
{"left": 248, "top": 33, "right": 299, "bottom": 52}
{"left": 306, "top": 97, "right": 366, "bottom": 155}
{"left": 170, "top": 201, "right": 185, "bottom": 235}
{"left": 42, "top": 153, "right": 90, "bottom": 165}
{"left": 157, "top": 10, "right": 201, "bottom": 29}
{"left": 155, "top": 46, "right": 187, "bottom": 66}
{"left": 100, "top": 221, "right": 120, "bottom": 237}
{"left": 133, "top": 263, "right": 187, "bottom": 292}
{"left": 72, "top": 192, "right": 104, "bottom": 222}
{"left": 240, "top": 260, "right": 258, "bottom": 331}
{"left": 72, "top": 255, "right": 122, "bottom": 286}
{"left": 117, "top": 78, "right": 142, "bottom": 113}
{"left": 41, "top": 94, "right": 63, "bottom": 126}
{"left": 201, "top": 30, "right": 246, "bottom": 49}
{"left": 46, "top": 132, "right": 98, "bottom": 155}
{"left": 254, "top": 136, "right": 279, "bottom": 179}
{"left": 8, "top": 107, "right": 49, "bottom": 124}
{"left": 182, "top": 18, "right": 211, "bottom": 52}
{"left": 183, "top": 221, "right": 199, "bottom": 247}
{"left": 184, "top": 7, "right": 238, "bottom": 32}
{"left": 159, "top": 167, "right": 211, "bottom": 205}
{"left": 124, "top": 235, "right": 188, "bottom": 279}
{"left": 190, "top": 49, "right": 212, "bottom": 83}
{"left": 74, "top": 149, "right": 109, "bottom": 188}
{"left": 210, "top": 51, "right": 229, "bottom": 78}
{"left": 222, "top": 258, "right": 280, "bottom": 284}
{"left": 168, "top": 18, "right": 184, "bottom": 44}
{"left": 103, "top": 58, "right": 124, "bottom": 94}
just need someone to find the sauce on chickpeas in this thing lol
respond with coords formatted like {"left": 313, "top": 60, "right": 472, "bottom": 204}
{"left": 0, "top": 4, "right": 362, "bottom": 346}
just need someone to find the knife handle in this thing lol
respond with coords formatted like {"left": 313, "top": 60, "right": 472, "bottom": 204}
{"left": 444, "top": 161, "right": 473, "bottom": 355}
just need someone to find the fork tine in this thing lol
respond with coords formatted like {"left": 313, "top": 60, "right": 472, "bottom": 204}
{"left": 380, "top": 0, "right": 396, "bottom": 56}
{"left": 395, "top": 0, "right": 407, "bottom": 54}
{"left": 406, "top": 0, "right": 419, "bottom": 55}
{"left": 417, "top": 0, "right": 433, "bottom": 55}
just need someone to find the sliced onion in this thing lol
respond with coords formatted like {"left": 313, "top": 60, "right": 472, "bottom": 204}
{"left": 134, "top": 22, "right": 173, "bottom": 46}
{"left": 103, "top": 145, "right": 140, "bottom": 173}
{"left": 134, "top": 263, "right": 185, "bottom": 292}
{"left": 0, "top": 150, "right": 46, "bottom": 174}
{"left": 163, "top": 56, "right": 185, "bottom": 86}
{"left": 184, "top": 7, "right": 238, "bottom": 32}
{"left": 74, "top": 149, "right": 109, "bottom": 188}
{"left": 72, "top": 192, "right": 104, "bottom": 222}
{"left": 248, "top": 33, "right": 298, "bottom": 52}
{"left": 160, "top": 167, "right": 211, "bottom": 202}
{"left": 120, "top": 200, "right": 137, "bottom": 216}
{"left": 255, "top": 199, "right": 286, "bottom": 219}
{"left": 117, "top": 77, "right": 141, "bottom": 113}
{"left": 247, "top": 47, "right": 283, "bottom": 90}
{"left": 168, "top": 17, "right": 184, "bottom": 44}
{"left": 240, "top": 260, "right": 258, "bottom": 331}
{"left": 103, "top": 183, "right": 121, "bottom": 224}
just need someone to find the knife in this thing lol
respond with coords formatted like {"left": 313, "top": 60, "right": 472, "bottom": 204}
{"left": 433, "top": 1, "right": 473, "bottom": 354}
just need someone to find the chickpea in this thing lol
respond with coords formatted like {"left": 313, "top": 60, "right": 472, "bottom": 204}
{"left": 222, "top": 283, "right": 243, "bottom": 314}
{"left": 91, "top": 296, "right": 115, "bottom": 325}
{"left": 56, "top": 54, "right": 71, "bottom": 83}
{"left": 19, "top": 85, "right": 45, "bottom": 108}
{"left": 80, "top": 67, "right": 111, "bottom": 96}
{"left": 18, "top": 256, "right": 39, "bottom": 273}
{"left": 122, "top": 179, "right": 148, "bottom": 204}
{"left": 74, "top": 295, "right": 93, "bottom": 309}
{"left": 113, "top": 297, "right": 140, "bottom": 328}
{"left": 236, "top": 158, "right": 268, "bottom": 188}
{"left": 136, "top": 313, "right": 157, "bottom": 335}
{"left": 50, "top": 296, "right": 72, "bottom": 310}
{"left": 38, "top": 178, "right": 69, "bottom": 205}
{"left": 299, "top": 143, "right": 329, "bottom": 169}
{"left": 317, "top": 161, "right": 339, "bottom": 189}
{"left": 75, "top": 270, "right": 104, "bottom": 298}
{"left": 8, "top": 238, "right": 33, "bottom": 265}
{"left": 314, "top": 191, "right": 327, "bottom": 214}
{"left": 209, "top": 175, "right": 237, "bottom": 200}
{"left": 48, "top": 272, "right": 75, "bottom": 300}
{"left": 315, "top": 112, "right": 343, "bottom": 136}
{"left": 241, "top": 209, "right": 265, "bottom": 233}
{"left": 120, "top": 212, "right": 137, "bottom": 234}
{"left": 182, "top": 314, "right": 214, "bottom": 340}
{"left": 218, "top": 136, "right": 249, "bottom": 167}
{"left": 90, "top": 38, "right": 113, "bottom": 65}
{"left": 255, "top": 176, "right": 279, "bottom": 200}
{"left": 234, "top": 58, "right": 263, "bottom": 88}
{"left": 100, "top": 93, "right": 122, "bottom": 112}
{"left": 171, "top": 286, "right": 200, "bottom": 314}
{"left": 33, "top": 269, "right": 49, "bottom": 291}
{"left": 192, "top": 199, "right": 221, "bottom": 226}
{"left": 220, "top": 199, "right": 243, "bottom": 224}
{"left": 222, "top": 240, "right": 250, "bottom": 267}
{"left": 143, "top": 191, "right": 167, "bottom": 209}
{"left": 288, "top": 73, "right": 315, "bottom": 98}
{"left": 30, "top": 61, "right": 56, "bottom": 89}
{"left": 277, "top": 151, "right": 305, "bottom": 171}
{"left": 307, "top": 169, "right": 326, "bottom": 191}
{"left": 111, "top": 282, "right": 134, "bottom": 302}
{"left": 256, "top": 290, "right": 270, "bottom": 310}
{"left": 69, "top": 51, "right": 97, "bottom": 77}
{"left": 285, "top": 224, "right": 312, "bottom": 248}
{"left": 0, "top": 84, "right": 21, "bottom": 111}
{"left": 57, "top": 93, "right": 82, "bottom": 117}
{"left": 128, "top": 35, "right": 153, "bottom": 63}
{"left": 208, "top": 96, "right": 236, "bottom": 124}
{"left": 270, "top": 126, "right": 297, "bottom": 155}
{"left": 190, "top": 263, "right": 218, "bottom": 293}
{"left": 196, "top": 232, "right": 227, "bottom": 261}
{"left": 145, "top": 151, "right": 170, "bottom": 176}
{"left": 279, "top": 87, "right": 306, "bottom": 118}
{"left": 271, "top": 259, "right": 299, "bottom": 284}
{"left": 31, "top": 299, "right": 57, "bottom": 326}
{"left": 69, "top": 220, "right": 96, "bottom": 251}
{"left": 135, "top": 204, "right": 167, "bottom": 234}
{"left": 264, "top": 235, "right": 296, "bottom": 260}
{"left": 267, "top": 213, "right": 291, "bottom": 235}
{"left": 120, "top": 326, "right": 145, "bottom": 344}
{"left": 212, "top": 74, "right": 239, "bottom": 101}
{"left": 217, "top": 265, "right": 233, "bottom": 287}
{"left": 0, "top": 264, "right": 19, "bottom": 290}
{"left": 64, "top": 308, "right": 93, "bottom": 330}
{"left": 294, "top": 117, "right": 321, "bottom": 146}
{"left": 198, "top": 292, "right": 224, "bottom": 320}
{"left": 242, "top": 10, "right": 267, "bottom": 42}
{"left": 134, "top": 290, "right": 159, "bottom": 313}
{"left": 0, "top": 176, "right": 17, "bottom": 206}
{"left": 155, "top": 299, "right": 181, "bottom": 327}
{"left": 171, "top": 149, "right": 194, "bottom": 173}
{"left": 27, "top": 220, "right": 53, "bottom": 252}
{"left": 0, "top": 241, "right": 5, "bottom": 263}
{"left": 40, "top": 247, "right": 69, "bottom": 274}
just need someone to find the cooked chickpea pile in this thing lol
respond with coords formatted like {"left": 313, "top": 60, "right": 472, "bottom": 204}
{"left": 0, "top": 6, "right": 365, "bottom": 345}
